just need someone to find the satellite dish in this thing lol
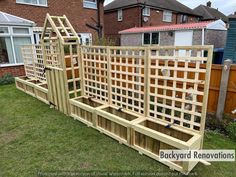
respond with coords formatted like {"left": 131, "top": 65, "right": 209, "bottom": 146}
{"left": 143, "top": 17, "right": 149, "bottom": 22}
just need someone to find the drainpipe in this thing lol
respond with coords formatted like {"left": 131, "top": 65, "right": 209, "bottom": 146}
{"left": 97, "top": 0, "right": 104, "bottom": 39}
{"left": 202, "top": 28, "right": 205, "bottom": 57}
{"left": 202, "top": 28, "right": 205, "bottom": 46}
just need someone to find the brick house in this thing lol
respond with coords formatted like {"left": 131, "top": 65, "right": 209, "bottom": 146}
{"left": 104, "top": 0, "right": 201, "bottom": 45}
{"left": 119, "top": 20, "right": 227, "bottom": 49}
{"left": 0, "top": 0, "right": 105, "bottom": 77}
{"left": 193, "top": 1, "right": 228, "bottom": 23}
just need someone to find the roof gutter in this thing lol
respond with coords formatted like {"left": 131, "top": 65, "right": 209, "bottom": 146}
{"left": 104, "top": 4, "right": 201, "bottom": 17}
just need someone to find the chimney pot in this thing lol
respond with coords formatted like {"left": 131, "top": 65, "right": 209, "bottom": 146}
{"left": 207, "top": 1, "right": 211, "bottom": 7}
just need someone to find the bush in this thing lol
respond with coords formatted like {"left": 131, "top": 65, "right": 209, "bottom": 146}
{"left": 0, "top": 73, "right": 15, "bottom": 85}
{"left": 93, "top": 37, "right": 116, "bottom": 46}
{"left": 226, "top": 122, "right": 236, "bottom": 141}
{"left": 206, "top": 114, "right": 232, "bottom": 134}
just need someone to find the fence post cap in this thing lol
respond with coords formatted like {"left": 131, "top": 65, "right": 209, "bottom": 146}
{"left": 224, "top": 59, "right": 233, "bottom": 64}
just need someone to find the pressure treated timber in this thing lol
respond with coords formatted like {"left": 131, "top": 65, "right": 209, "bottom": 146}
{"left": 15, "top": 14, "right": 214, "bottom": 175}
{"left": 15, "top": 76, "right": 49, "bottom": 104}
{"left": 70, "top": 96, "right": 104, "bottom": 127}
{"left": 131, "top": 118, "right": 201, "bottom": 174}
{"left": 96, "top": 105, "right": 140, "bottom": 145}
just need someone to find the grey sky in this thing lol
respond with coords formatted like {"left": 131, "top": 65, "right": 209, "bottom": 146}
{"left": 104, "top": 0, "right": 236, "bottom": 15}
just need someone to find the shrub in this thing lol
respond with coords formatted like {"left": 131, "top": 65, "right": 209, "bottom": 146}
{"left": 0, "top": 73, "right": 15, "bottom": 85}
{"left": 226, "top": 122, "right": 236, "bottom": 141}
{"left": 93, "top": 37, "right": 116, "bottom": 46}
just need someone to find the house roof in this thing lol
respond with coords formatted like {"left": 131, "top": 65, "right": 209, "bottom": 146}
{"left": 193, "top": 5, "right": 228, "bottom": 22}
{"left": 104, "top": 0, "right": 200, "bottom": 16}
{"left": 119, "top": 20, "right": 226, "bottom": 34}
{"left": 0, "top": 11, "right": 35, "bottom": 26}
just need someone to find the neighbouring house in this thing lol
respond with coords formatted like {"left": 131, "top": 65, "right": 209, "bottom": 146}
{"left": 223, "top": 13, "right": 236, "bottom": 63}
{"left": 0, "top": 0, "right": 105, "bottom": 77}
{"left": 119, "top": 20, "right": 227, "bottom": 50}
{"left": 193, "top": 1, "right": 228, "bottom": 23}
{"left": 104, "top": 0, "right": 201, "bottom": 45}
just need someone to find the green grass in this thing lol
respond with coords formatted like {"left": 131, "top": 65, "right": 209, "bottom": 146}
{"left": 0, "top": 84, "right": 235, "bottom": 177}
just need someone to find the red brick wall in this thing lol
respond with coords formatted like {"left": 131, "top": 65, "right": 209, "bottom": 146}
{"left": 104, "top": 7, "right": 141, "bottom": 45}
{"left": 104, "top": 6, "right": 199, "bottom": 45}
{"left": 0, "top": 0, "right": 104, "bottom": 38}
{"left": 0, "top": 65, "right": 25, "bottom": 77}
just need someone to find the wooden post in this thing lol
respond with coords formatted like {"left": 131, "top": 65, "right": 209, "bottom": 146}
{"left": 216, "top": 59, "right": 233, "bottom": 120}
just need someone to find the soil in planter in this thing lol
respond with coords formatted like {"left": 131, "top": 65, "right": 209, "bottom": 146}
{"left": 76, "top": 97, "right": 102, "bottom": 108}
{"left": 102, "top": 107, "right": 138, "bottom": 121}
{"left": 139, "top": 120, "right": 193, "bottom": 142}
{"left": 29, "top": 80, "right": 42, "bottom": 84}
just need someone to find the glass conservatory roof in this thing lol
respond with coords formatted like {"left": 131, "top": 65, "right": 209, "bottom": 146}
{"left": 0, "top": 11, "right": 35, "bottom": 26}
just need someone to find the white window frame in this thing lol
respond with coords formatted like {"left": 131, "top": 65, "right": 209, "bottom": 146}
{"left": 163, "top": 10, "right": 172, "bottom": 22}
{"left": 83, "top": 0, "right": 97, "bottom": 9}
{"left": 143, "top": 7, "right": 150, "bottom": 16}
{"left": 142, "top": 32, "right": 160, "bottom": 46}
{"left": 0, "top": 26, "right": 33, "bottom": 67}
{"left": 180, "top": 14, "right": 188, "bottom": 23}
{"left": 118, "top": 9, "right": 123, "bottom": 21}
{"left": 16, "top": 0, "right": 48, "bottom": 7}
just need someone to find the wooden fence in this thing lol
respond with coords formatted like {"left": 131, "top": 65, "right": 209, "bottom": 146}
{"left": 208, "top": 64, "right": 236, "bottom": 117}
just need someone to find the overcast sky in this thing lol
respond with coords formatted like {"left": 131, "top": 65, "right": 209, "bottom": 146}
{"left": 104, "top": 0, "right": 236, "bottom": 15}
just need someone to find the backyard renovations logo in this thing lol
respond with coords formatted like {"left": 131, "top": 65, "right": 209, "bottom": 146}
{"left": 160, "top": 150, "right": 235, "bottom": 162}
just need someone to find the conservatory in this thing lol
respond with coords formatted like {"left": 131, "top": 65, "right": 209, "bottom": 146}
{"left": 0, "top": 11, "right": 34, "bottom": 67}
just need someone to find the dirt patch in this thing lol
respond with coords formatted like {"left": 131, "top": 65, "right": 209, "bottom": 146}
{"left": 0, "top": 130, "right": 21, "bottom": 146}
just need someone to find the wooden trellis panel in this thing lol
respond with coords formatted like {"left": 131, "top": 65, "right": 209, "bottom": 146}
{"left": 65, "top": 44, "right": 81, "bottom": 98}
{"left": 22, "top": 45, "right": 35, "bottom": 78}
{"left": 148, "top": 46, "right": 212, "bottom": 132}
{"left": 21, "top": 45, "right": 46, "bottom": 82}
{"left": 109, "top": 47, "right": 146, "bottom": 115}
{"left": 43, "top": 42, "right": 61, "bottom": 68}
{"left": 81, "top": 46, "right": 109, "bottom": 103}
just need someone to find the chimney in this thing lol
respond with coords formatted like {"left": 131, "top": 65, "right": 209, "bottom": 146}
{"left": 207, "top": 1, "right": 211, "bottom": 7}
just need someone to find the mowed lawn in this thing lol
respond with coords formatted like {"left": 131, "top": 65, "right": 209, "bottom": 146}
{"left": 0, "top": 84, "right": 235, "bottom": 177}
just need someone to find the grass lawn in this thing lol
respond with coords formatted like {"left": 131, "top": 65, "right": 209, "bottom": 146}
{"left": 0, "top": 84, "right": 235, "bottom": 177}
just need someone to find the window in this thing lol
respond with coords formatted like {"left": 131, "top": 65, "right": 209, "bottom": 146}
{"left": 143, "top": 32, "right": 159, "bottom": 45}
{"left": 180, "top": 15, "right": 188, "bottom": 23}
{"left": 143, "top": 33, "right": 151, "bottom": 45}
{"left": 143, "top": 7, "right": 150, "bottom": 16}
{"left": 118, "top": 9, "right": 123, "bottom": 21}
{"left": 16, "top": 0, "right": 47, "bottom": 6}
{"left": 0, "top": 26, "right": 33, "bottom": 65}
{"left": 0, "top": 27, "right": 9, "bottom": 34}
{"left": 151, "top": 33, "right": 159, "bottom": 44}
{"left": 13, "top": 28, "right": 29, "bottom": 34}
{"left": 83, "top": 0, "right": 97, "bottom": 9}
{"left": 13, "top": 37, "right": 31, "bottom": 63}
{"left": 163, "top": 10, "right": 172, "bottom": 22}
{"left": 0, "top": 37, "right": 14, "bottom": 64}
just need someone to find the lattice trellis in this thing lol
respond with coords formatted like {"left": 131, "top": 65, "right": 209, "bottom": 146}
{"left": 21, "top": 45, "right": 46, "bottom": 82}
{"left": 148, "top": 46, "right": 210, "bottom": 131}
{"left": 80, "top": 46, "right": 212, "bottom": 133}
{"left": 110, "top": 47, "right": 146, "bottom": 115}
{"left": 81, "top": 46, "right": 109, "bottom": 103}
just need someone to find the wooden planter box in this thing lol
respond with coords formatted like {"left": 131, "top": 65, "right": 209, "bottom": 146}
{"left": 70, "top": 96, "right": 104, "bottom": 127}
{"left": 15, "top": 76, "right": 36, "bottom": 96}
{"left": 34, "top": 83, "right": 49, "bottom": 104}
{"left": 15, "top": 76, "right": 49, "bottom": 104}
{"left": 131, "top": 118, "right": 201, "bottom": 174}
{"left": 15, "top": 76, "right": 28, "bottom": 92}
{"left": 95, "top": 105, "right": 140, "bottom": 145}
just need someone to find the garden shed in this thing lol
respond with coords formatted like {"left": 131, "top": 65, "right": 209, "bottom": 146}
{"left": 119, "top": 20, "right": 227, "bottom": 49}
{"left": 0, "top": 11, "right": 34, "bottom": 76}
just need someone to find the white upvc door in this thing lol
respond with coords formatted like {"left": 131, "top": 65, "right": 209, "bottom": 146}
{"left": 174, "top": 30, "right": 193, "bottom": 57}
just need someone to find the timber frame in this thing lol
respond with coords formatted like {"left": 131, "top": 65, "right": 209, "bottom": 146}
{"left": 15, "top": 14, "right": 213, "bottom": 174}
